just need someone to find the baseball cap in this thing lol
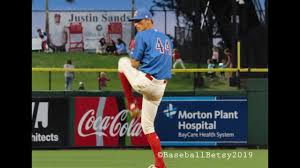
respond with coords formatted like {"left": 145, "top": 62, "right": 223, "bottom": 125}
{"left": 128, "top": 8, "right": 153, "bottom": 21}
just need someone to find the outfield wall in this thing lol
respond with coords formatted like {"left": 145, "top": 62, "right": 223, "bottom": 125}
{"left": 32, "top": 78, "right": 267, "bottom": 148}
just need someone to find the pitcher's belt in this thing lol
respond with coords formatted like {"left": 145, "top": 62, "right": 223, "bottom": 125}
{"left": 145, "top": 74, "right": 167, "bottom": 84}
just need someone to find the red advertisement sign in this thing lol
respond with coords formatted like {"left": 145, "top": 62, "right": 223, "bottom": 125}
{"left": 74, "top": 96, "right": 148, "bottom": 147}
{"left": 74, "top": 97, "right": 120, "bottom": 147}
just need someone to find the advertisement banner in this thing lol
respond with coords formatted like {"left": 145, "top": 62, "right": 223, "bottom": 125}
{"left": 73, "top": 96, "right": 148, "bottom": 147}
{"left": 155, "top": 96, "right": 248, "bottom": 146}
{"left": 32, "top": 97, "right": 69, "bottom": 148}
{"left": 48, "top": 11, "right": 132, "bottom": 50}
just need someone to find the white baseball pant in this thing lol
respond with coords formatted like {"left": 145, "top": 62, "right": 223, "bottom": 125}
{"left": 173, "top": 58, "right": 186, "bottom": 69}
{"left": 118, "top": 57, "right": 167, "bottom": 134}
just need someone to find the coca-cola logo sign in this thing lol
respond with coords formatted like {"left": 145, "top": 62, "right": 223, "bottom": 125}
{"left": 78, "top": 109, "right": 143, "bottom": 137}
{"left": 74, "top": 96, "right": 148, "bottom": 147}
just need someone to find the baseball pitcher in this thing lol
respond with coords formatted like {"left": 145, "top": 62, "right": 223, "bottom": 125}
{"left": 118, "top": 8, "right": 172, "bottom": 168}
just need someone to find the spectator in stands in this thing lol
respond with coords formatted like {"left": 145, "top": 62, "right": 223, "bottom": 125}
{"left": 97, "top": 72, "right": 110, "bottom": 91}
{"left": 211, "top": 47, "right": 219, "bottom": 66}
{"left": 106, "top": 38, "right": 117, "bottom": 54}
{"left": 96, "top": 37, "right": 107, "bottom": 54}
{"left": 172, "top": 48, "right": 186, "bottom": 69}
{"left": 37, "top": 28, "right": 50, "bottom": 53}
{"left": 219, "top": 59, "right": 226, "bottom": 80}
{"left": 78, "top": 81, "right": 85, "bottom": 90}
{"left": 224, "top": 48, "right": 233, "bottom": 68}
{"left": 49, "top": 13, "right": 68, "bottom": 52}
{"left": 224, "top": 48, "right": 233, "bottom": 78}
{"left": 64, "top": 59, "right": 75, "bottom": 90}
{"left": 206, "top": 59, "right": 216, "bottom": 80}
{"left": 115, "top": 38, "right": 127, "bottom": 55}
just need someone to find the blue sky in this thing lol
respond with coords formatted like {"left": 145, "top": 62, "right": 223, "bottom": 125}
{"left": 32, "top": 0, "right": 156, "bottom": 10}
{"left": 32, "top": 0, "right": 266, "bottom": 11}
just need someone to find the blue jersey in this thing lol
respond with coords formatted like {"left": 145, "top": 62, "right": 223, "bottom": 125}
{"left": 130, "top": 29, "right": 173, "bottom": 80}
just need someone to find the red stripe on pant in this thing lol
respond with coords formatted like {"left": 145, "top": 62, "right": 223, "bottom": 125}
{"left": 146, "top": 132, "right": 166, "bottom": 168}
{"left": 118, "top": 72, "right": 135, "bottom": 108}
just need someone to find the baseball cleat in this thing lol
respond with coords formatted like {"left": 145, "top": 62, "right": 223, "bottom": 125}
{"left": 147, "top": 164, "right": 157, "bottom": 168}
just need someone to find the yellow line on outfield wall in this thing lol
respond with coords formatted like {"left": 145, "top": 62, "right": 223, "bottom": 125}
{"left": 32, "top": 68, "right": 118, "bottom": 72}
{"left": 32, "top": 68, "right": 268, "bottom": 73}
{"left": 248, "top": 68, "right": 268, "bottom": 72}
{"left": 172, "top": 68, "right": 239, "bottom": 72}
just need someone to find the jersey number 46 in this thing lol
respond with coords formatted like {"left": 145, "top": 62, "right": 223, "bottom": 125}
{"left": 156, "top": 38, "right": 172, "bottom": 55}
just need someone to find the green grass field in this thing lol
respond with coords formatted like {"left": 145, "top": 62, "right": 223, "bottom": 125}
{"left": 32, "top": 52, "right": 240, "bottom": 91}
{"left": 32, "top": 149, "right": 267, "bottom": 168}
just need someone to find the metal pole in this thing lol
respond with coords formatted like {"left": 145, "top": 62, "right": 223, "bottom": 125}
{"left": 45, "top": 0, "right": 49, "bottom": 35}
{"left": 131, "top": 0, "right": 135, "bottom": 39}
{"left": 228, "top": 0, "right": 239, "bottom": 87}
{"left": 237, "top": 41, "right": 241, "bottom": 70}
{"left": 236, "top": 4, "right": 240, "bottom": 87}
{"left": 237, "top": 41, "right": 241, "bottom": 89}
